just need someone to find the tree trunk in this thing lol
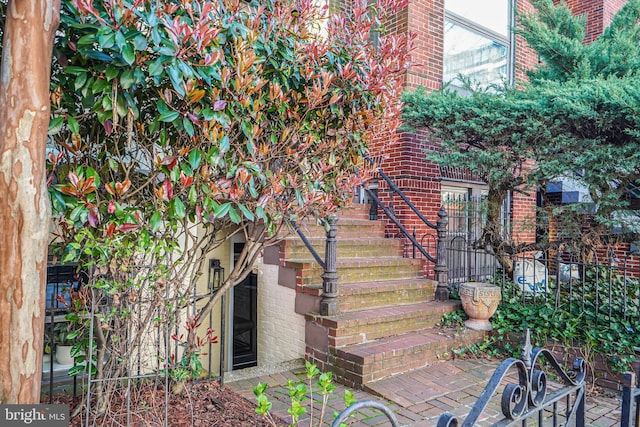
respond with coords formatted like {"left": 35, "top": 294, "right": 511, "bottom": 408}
{"left": 0, "top": 0, "right": 60, "bottom": 404}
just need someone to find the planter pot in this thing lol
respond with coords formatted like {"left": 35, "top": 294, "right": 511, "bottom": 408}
{"left": 55, "top": 345, "right": 74, "bottom": 366}
{"left": 459, "top": 282, "right": 501, "bottom": 331}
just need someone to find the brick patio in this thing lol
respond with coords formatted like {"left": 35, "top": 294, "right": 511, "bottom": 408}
{"left": 227, "top": 358, "right": 623, "bottom": 426}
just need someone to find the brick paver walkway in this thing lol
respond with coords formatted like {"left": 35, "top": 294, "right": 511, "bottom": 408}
{"left": 227, "top": 359, "right": 623, "bottom": 426}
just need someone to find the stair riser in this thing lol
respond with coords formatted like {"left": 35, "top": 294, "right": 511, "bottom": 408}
{"left": 339, "top": 286, "right": 436, "bottom": 311}
{"left": 328, "top": 314, "right": 444, "bottom": 347}
{"left": 295, "top": 263, "right": 423, "bottom": 285}
{"left": 281, "top": 241, "right": 404, "bottom": 260}
{"left": 295, "top": 222, "right": 385, "bottom": 239}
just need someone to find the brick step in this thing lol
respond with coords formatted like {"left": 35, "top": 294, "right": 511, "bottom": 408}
{"left": 336, "top": 204, "right": 373, "bottom": 220}
{"left": 339, "top": 279, "right": 437, "bottom": 311}
{"left": 331, "top": 327, "right": 488, "bottom": 386}
{"left": 292, "top": 218, "right": 385, "bottom": 239}
{"left": 280, "top": 237, "right": 404, "bottom": 260}
{"left": 284, "top": 257, "right": 423, "bottom": 285}
{"left": 308, "top": 300, "right": 460, "bottom": 348}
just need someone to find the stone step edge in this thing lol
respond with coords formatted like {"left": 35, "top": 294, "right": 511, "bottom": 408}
{"left": 282, "top": 257, "right": 423, "bottom": 269}
{"left": 307, "top": 300, "right": 461, "bottom": 329}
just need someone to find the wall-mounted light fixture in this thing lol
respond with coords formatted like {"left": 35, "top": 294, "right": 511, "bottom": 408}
{"left": 208, "top": 258, "right": 224, "bottom": 292}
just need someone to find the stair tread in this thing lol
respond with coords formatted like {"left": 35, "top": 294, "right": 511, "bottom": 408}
{"left": 283, "top": 236, "right": 399, "bottom": 244}
{"left": 323, "top": 300, "right": 460, "bottom": 323}
{"left": 285, "top": 256, "right": 420, "bottom": 264}
{"left": 339, "top": 327, "right": 484, "bottom": 358}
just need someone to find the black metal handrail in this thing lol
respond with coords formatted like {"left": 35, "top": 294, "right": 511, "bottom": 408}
{"left": 364, "top": 154, "right": 438, "bottom": 229}
{"left": 288, "top": 218, "right": 339, "bottom": 316}
{"left": 363, "top": 154, "right": 450, "bottom": 300}
{"left": 362, "top": 186, "right": 437, "bottom": 263}
{"left": 289, "top": 220, "right": 326, "bottom": 269}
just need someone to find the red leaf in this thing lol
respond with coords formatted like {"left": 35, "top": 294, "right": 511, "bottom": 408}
{"left": 115, "top": 223, "right": 139, "bottom": 233}
{"left": 161, "top": 155, "right": 177, "bottom": 171}
{"left": 88, "top": 209, "right": 99, "bottom": 227}
{"left": 108, "top": 200, "right": 116, "bottom": 214}
{"left": 162, "top": 179, "right": 173, "bottom": 201}
{"left": 115, "top": 179, "right": 131, "bottom": 196}
{"left": 213, "top": 100, "right": 226, "bottom": 111}
{"left": 68, "top": 172, "right": 80, "bottom": 187}
{"left": 180, "top": 171, "right": 193, "bottom": 187}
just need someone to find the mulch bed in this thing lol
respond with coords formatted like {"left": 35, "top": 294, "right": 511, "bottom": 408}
{"left": 48, "top": 380, "right": 284, "bottom": 426}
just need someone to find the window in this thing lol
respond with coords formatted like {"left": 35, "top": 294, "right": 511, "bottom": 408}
{"left": 443, "top": 0, "right": 514, "bottom": 90}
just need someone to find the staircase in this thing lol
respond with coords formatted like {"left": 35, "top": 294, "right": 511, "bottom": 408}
{"left": 266, "top": 204, "right": 487, "bottom": 389}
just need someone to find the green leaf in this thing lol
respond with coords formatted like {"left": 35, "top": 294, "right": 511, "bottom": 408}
{"left": 159, "top": 111, "right": 180, "bottom": 122}
{"left": 201, "top": 108, "right": 215, "bottom": 120}
{"left": 122, "top": 44, "right": 135, "bottom": 65}
{"left": 77, "top": 34, "right": 97, "bottom": 45}
{"left": 85, "top": 50, "right": 113, "bottom": 63}
{"left": 172, "top": 198, "right": 186, "bottom": 218}
{"left": 228, "top": 206, "right": 241, "bottom": 224}
{"left": 63, "top": 66, "right": 88, "bottom": 75}
{"left": 48, "top": 117, "right": 65, "bottom": 136}
{"left": 213, "top": 202, "right": 231, "bottom": 218}
{"left": 85, "top": 166, "right": 100, "bottom": 187}
{"left": 68, "top": 365, "right": 85, "bottom": 377}
{"left": 67, "top": 116, "right": 80, "bottom": 134}
{"left": 189, "top": 150, "right": 202, "bottom": 170}
{"left": 115, "top": 30, "right": 127, "bottom": 49}
{"left": 98, "top": 31, "right": 115, "bottom": 49}
{"left": 74, "top": 72, "right": 88, "bottom": 91}
{"left": 237, "top": 203, "right": 255, "bottom": 221}
{"left": 167, "top": 66, "right": 185, "bottom": 96}
{"left": 120, "top": 69, "right": 135, "bottom": 89}
{"left": 149, "top": 58, "right": 164, "bottom": 77}
{"left": 150, "top": 211, "right": 162, "bottom": 232}
{"left": 133, "top": 35, "right": 148, "bottom": 51}
{"left": 183, "top": 117, "right": 194, "bottom": 137}
{"left": 219, "top": 135, "right": 230, "bottom": 153}
{"left": 188, "top": 186, "right": 197, "bottom": 204}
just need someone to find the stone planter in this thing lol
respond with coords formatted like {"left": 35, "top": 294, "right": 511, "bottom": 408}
{"left": 55, "top": 345, "right": 74, "bottom": 366}
{"left": 459, "top": 282, "right": 501, "bottom": 331}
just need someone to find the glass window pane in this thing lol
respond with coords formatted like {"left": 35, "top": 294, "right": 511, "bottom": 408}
{"left": 444, "top": 20, "right": 508, "bottom": 88}
{"left": 445, "top": 0, "right": 509, "bottom": 36}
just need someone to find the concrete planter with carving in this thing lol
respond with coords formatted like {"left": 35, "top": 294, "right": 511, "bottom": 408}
{"left": 459, "top": 282, "right": 501, "bottom": 331}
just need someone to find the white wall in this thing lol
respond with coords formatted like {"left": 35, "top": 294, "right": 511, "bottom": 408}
{"left": 256, "top": 258, "right": 306, "bottom": 366}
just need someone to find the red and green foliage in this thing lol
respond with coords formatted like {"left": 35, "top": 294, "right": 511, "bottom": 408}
{"left": 44, "top": 0, "right": 410, "bottom": 417}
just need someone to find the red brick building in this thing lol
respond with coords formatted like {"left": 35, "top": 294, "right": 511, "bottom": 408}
{"left": 369, "top": 0, "right": 629, "bottom": 263}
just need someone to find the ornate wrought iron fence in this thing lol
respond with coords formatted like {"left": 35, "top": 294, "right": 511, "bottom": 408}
{"left": 436, "top": 330, "right": 586, "bottom": 427}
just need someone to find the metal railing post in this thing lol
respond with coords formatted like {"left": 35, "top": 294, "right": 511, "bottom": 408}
{"left": 320, "top": 217, "right": 339, "bottom": 316}
{"left": 435, "top": 206, "right": 450, "bottom": 301}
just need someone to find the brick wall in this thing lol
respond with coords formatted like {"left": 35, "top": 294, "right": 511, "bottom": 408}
{"left": 257, "top": 258, "right": 306, "bottom": 366}
{"left": 515, "top": 0, "right": 538, "bottom": 85}
{"left": 558, "top": 0, "right": 627, "bottom": 43}
{"left": 405, "top": 0, "right": 445, "bottom": 90}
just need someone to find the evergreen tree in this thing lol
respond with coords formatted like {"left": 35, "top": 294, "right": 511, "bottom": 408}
{"left": 403, "top": 0, "right": 640, "bottom": 267}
